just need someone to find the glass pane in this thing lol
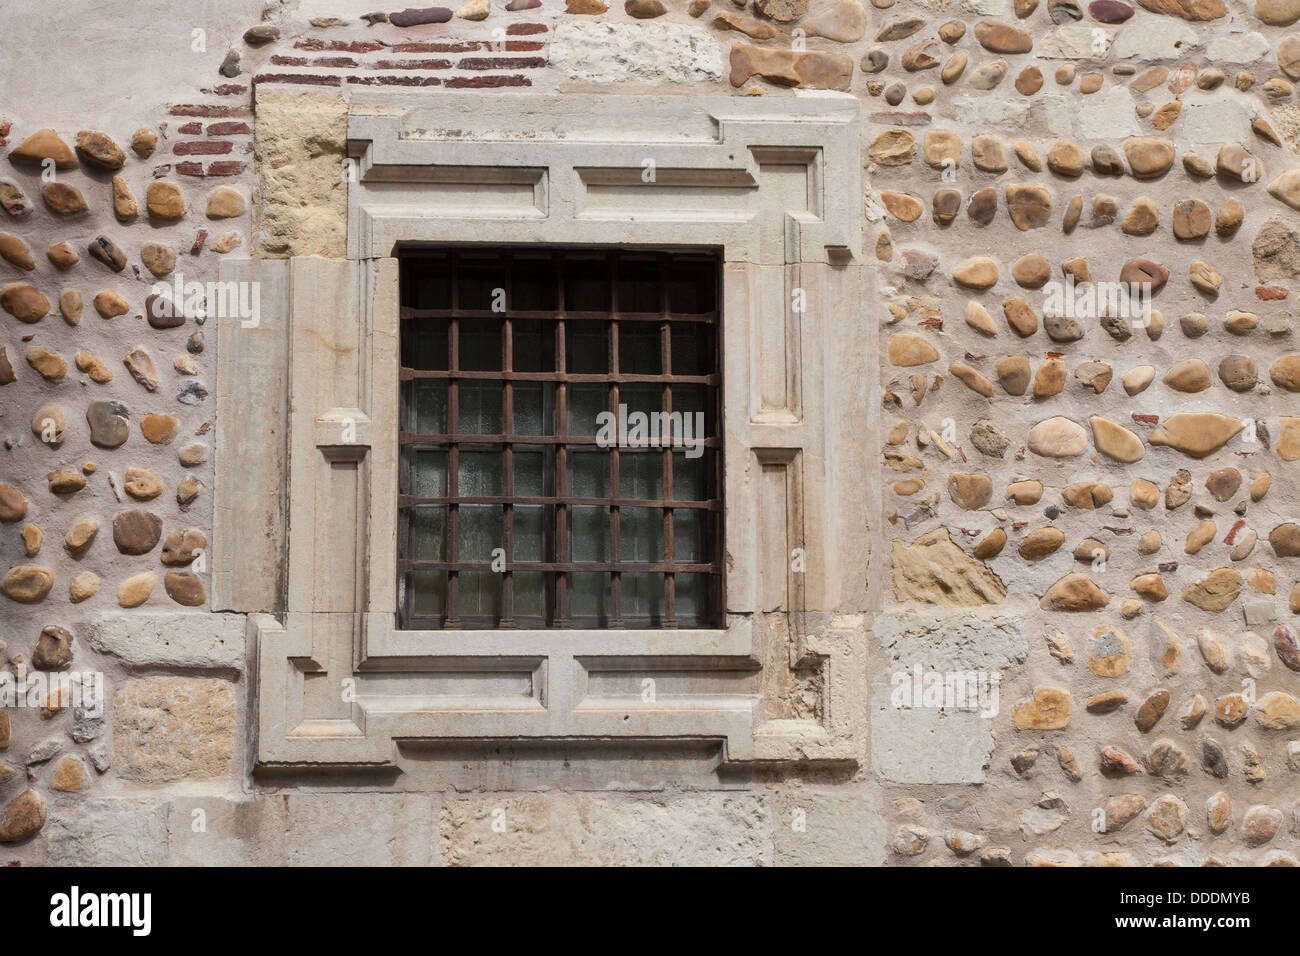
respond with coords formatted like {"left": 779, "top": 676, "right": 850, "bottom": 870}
{"left": 513, "top": 445, "right": 547, "bottom": 496}
{"left": 458, "top": 449, "right": 503, "bottom": 496}
{"left": 458, "top": 257, "right": 506, "bottom": 311}
{"left": 406, "top": 259, "right": 451, "bottom": 310}
{"left": 570, "top": 506, "right": 609, "bottom": 562}
{"left": 621, "top": 572, "right": 663, "bottom": 627}
{"left": 570, "top": 572, "right": 609, "bottom": 627}
{"left": 567, "top": 449, "right": 608, "bottom": 498}
{"left": 566, "top": 324, "right": 606, "bottom": 374}
{"left": 673, "top": 453, "right": 706, "bottom": 500}
{"left": 670, "top": 322, "right": 711, "bottom": 375}
{"left": 459, "top": 381, "right": 502, "bottom": 434}
{"left": 458, "top": 570, "right": 501, "bottom": 622}
{"left": 619, "top": 325, "right": 660, "bottom": 375}
{"left": 405, "top": 381, "right": 448, "bottom": 435}
{"left": 668, "top": 259, "right": 715, "bottom": 314}
{"left": 402, "top": 317, "right": 449, "bottom": 368}
{"left": 513, "top": 320, "right": 554, "bottom": 372}
{"left": 674, "top": 573, "right": 708, "bottom": 627}
{"left": 620, "top": 506, "right": 663, "bottom": 561}
{"left": 514, "top": 382, "right": 551, "bottom": 435}
{"left": 511, "top": 257, "right": 556, "bottom": 311}
{"left": 459, "top": 503, "right": 501, "bottom": 561}
{"left": 407, "top": 570, "right": 446, "bottom": 620}
{"left": 460, "top": 320, "right": 502, "bottom": 372}
{"left": 512, "top": 570, "right": 545, "bottom": 622}
{"left": 616, "top": 257, "right": 660, "bottom": 312}
{"left": 621, "top": 451, "right": 663, "bottom": 500}
{"left": 567, "top": 384, "right": 606, "bottom": 436}
{"left": 514, "top": 504, "right": 545, "bottom": 561}
{"left": 406, "top": 448, "right": 447, "bottom": 497}
{"left": 673, "top": 509, "right": 704, "bottom": 563}
{"left": 564, "top": 258, "right": 610, "bottom": 312}
{"left": 410, "top": 504, "right": 446, "bottom": 561}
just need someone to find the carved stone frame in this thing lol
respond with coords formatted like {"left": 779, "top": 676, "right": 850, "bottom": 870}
{"left": 233, "top": 92, "right": 875, "bottom": 775}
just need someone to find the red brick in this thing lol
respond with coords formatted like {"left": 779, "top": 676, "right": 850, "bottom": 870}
{"left": 457, "top": 56, "right": 546, "bottom": 70}
{"left": 391, "top": 41, "right": 478, "bottom": 52}
{"left": 207, "top": 121, "right": 251, "bottom": 136}
{"left": 445, "top": 74, "right": 532, "bottom": 88}
{"left": 295, "top": 39, "right": 385, "bottom": 52}
{"left": 252, "top": 73, "right": 342, "bottom": 86}
{"left": 270, "top": 55, "right": 310, "bottom": 66}
{"left": 174, "top": 140, "right": 233, "bottom": 155}
{"left": 177, "top": 122, "right": 202, "bottom": 134}
{"left": 206, "top": 161, "right": 246, "bottom": 176}
{"left": 347, "top": 75, "right": 443, "bottom": 86}
{"left": 200, "top": 84, "right": 249, "bottom": 96}
{"left": 506, "top": 23, "right": 547, "bottom": 35}
{"left": 372, "top": 58, "right": 453, "bottom": 70}
{"left": 170, "top": 104, "right": 250, "bottom": 117}
{"left": 176, "top": 161, "right": 205, "bottom": 176}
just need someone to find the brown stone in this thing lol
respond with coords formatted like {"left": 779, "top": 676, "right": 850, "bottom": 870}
{"left": 8, "top": 129, "right": 77, "bottom": 168}
{"left": 1040, "top": 573, "right": 1108, "bottom": 611}
{"left": 974, "top": 19, "right": 1033, "bottom": 53}
{"left": 41, "top": 181, "right": 87, "bottom": 215}
{"left": 1, "top": 282, "right": 50, "bottom": 323}
{"left": 0, "top": 232, "right": 34, "bottom": 270}
{"left": 113, "top": 510, "right": 163, "bottom": 556}
{"left": 165, "top": 570, "right": 207, "bottom": 607}
{"left": 1181, "top": 568, "right": 1242, "bottom": 612}
{"left": 1135, "top": 0, "right": 1225, "bottom": 18}
{"left": 1012, "top": 686, "right": 1071, "bottom": 729}
{"left": 0, "top": 790, "right": 46, "bottom": 843}
{"left": 1, "top": 565, "right": 54, "bottom": 603}
{"left": 146, "top": 181, "right": 185, "bottom": 221}
{"left": 728, "top": 43, "right": 852, "bottom": 90}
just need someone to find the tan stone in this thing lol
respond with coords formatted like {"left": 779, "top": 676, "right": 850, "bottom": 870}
{"left": 1041, "top": 573, "right": 1108, "bottom": 611}
{"left": 146, "top": 181, "right": 185, "bottom": 221}
{"left": 1090, "top": 416, "right": 1143, "bottom": 463}
{"left": 891, "top": 527, "right": 1006, "bottom": 606}
{"left": 1182, "top": 568, "right": 1242, "bottom": 612}
{"left": 887, "top": 333, "right": 939, "bottom": 366}
{"left": 1012, "top": 686, "right": 1071, "bottom": 729}
{"left": 952, "top": 256, "right": 998, "bottom": 289}
{"left": 114, "top": 677, "right": 234, "bottom": 782}
{"left": 1148, "top": 413, "right": 1244, "bottom": 458}
{"left": 117, "top": 572, "right": 158, "bottom": 608}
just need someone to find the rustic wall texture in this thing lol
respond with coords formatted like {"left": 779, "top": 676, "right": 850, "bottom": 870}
{"left": 4, "top": 0, "right": 1300, "bottom": 866}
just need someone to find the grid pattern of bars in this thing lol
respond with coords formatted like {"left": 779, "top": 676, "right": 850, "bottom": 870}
{"left": 398, "top": 248, "right": 723, "bottom": 629}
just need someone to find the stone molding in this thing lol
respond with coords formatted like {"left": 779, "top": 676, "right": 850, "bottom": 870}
{"left": 224, "top": 92, "right": 875, "bottom": 776}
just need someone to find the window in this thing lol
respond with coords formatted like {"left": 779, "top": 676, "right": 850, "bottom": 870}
{"left": 397, "top": 248, "right": 723, "bottom": 630}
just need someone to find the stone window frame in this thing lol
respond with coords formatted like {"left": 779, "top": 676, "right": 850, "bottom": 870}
{"left": 222, "top": 91, "right": 875, "bottom": 774}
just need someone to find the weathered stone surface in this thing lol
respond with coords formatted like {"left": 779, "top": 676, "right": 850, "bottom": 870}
{"left": 1182, "top": 568, "right": 1242, "bottom": 612}
{"left": 114, "top": 677, "right": 234, "bottom": 782}
{"left": 1040, "top": 573, "right": 1108, "bottom": 610}
{"left": 729, "top": 44, "right": 852, "bottom": 90}
{"left": 0, "top": 790, "right": 46, "bottom": 843}
{"left": 891, "top": 528, "right": 1006, "bottom": 606}
{"left": 444, "top": 792, "right": 770, "bottom": 865}
{"left": 1013, "top": 687, "right": 1071, "bottom": 729}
